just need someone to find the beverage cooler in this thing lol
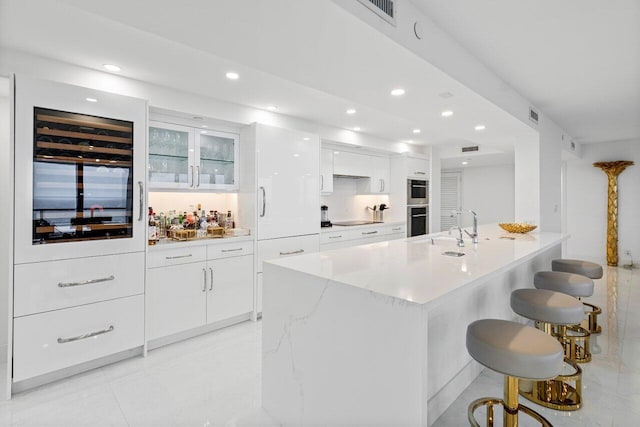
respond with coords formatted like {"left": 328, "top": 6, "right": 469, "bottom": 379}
{"left": 13, "top": 76, "right": 147, "bottom": 263}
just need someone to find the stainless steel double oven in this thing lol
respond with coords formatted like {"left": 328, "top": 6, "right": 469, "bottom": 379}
{"left": 407, "top": 179, "right": 429, "bottom": 237}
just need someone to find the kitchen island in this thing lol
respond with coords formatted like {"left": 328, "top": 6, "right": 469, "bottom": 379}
{"left": 261, "top": 225, "right": 567, "bottom": 426}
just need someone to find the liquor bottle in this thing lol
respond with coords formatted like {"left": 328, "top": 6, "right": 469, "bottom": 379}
{"left": 225, "top": 210, "right": 233, "bottom": 230}
{"left": 148, "top": 207, "right": 158, "bottom": 245}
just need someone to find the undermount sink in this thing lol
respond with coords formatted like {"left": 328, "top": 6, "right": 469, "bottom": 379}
{"left": 442, "top": 251, "right": 465, "bottom": 257}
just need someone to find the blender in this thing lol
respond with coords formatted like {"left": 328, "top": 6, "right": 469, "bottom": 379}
{"left": 321, "top": 205, "right": 332, "bottom": 228}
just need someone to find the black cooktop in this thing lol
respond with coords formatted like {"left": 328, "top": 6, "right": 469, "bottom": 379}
{"left": 332, "top": 220, "right": 384, "bottom": 226}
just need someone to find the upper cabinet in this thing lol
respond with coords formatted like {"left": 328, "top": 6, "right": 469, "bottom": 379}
{"left": 320, "top": 148, "right": 334, "bottom": 194}
{"left": 148, "top": 121, "right": 239, "bottom": 191}
{"left": 406, "top": 156, "right": 429, "bottom": 178}
{"left": 329, "top": 149, "right": 390, "bottom": 194}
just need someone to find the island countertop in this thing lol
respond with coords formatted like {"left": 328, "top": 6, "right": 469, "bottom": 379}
{"left": 265, "top": 224, "right": 567, "bottom": 306}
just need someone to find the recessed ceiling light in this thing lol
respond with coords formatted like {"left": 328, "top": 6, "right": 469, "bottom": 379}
{"left": 406, "top": 139, "right": 414, "bottom": 143}
{"left": 267, "top": 105, "right": 278, "bottom": 111}
{"left": 412, "top": 129, "right": 421, "bottom": 134}
{"left": 346, "top": 108, "right": 356, "bottom": 115}
{"left": 85, "top": 97, "right": 97, "bottom": 103}
{"left": 353, "top": 127, "right": 361, "bottom": 131}
{"left": 225, "top": 72, "right": 239, "bottom": 80}
{"left": 441, "top": 110, "right": 454, "bottom": 117}
{"left": 201, "top": 125, "right": 208, "bottom": 128}
{"left": 303, "top": 137, "right": 310, "bottom": 141}
{"left": 461, "top": 161, "right": 469, "bottom": 165}
{"left": 474, "top": 125, "right": 486, "bottom": 131}
{"left": 334, "top": 151, "right": 340, "bottom": 155}
{"left": 103, "top": 64, "right": 121, "bottom": 72}
{"left": 200, "top": 130, "right": 207, "bottom": 134}
{"left": 390, "top": 88, "right": 405, "bottom": 96}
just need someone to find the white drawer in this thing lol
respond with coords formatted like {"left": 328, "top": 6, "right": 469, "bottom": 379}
{"left": 147, "top": 245, "right": 206, "bottom": 268}
{"left": 14, "top": 253, "right": 145, "bottom": 317}
{"left": 320, "top": 230, "right": 350, "bottom": 245}
{"left": 383, "top": 224, "right": 406, "bottom": 236}
{"left": 13, "top": 294, "right": 144, "bottom": 382}
{"left": 351, "top": 226, "right": 385, "bottom": 240}
{"left": 257, "top": 235, "right": 319, "bottom": 273}
{"left": 207, "top": 240, "right": 254, "bottom": 260}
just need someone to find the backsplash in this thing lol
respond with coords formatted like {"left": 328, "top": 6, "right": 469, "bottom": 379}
{"left": 149, "top": 192, "right": 237, "bottom": 217}
{"left": 321, "top": 178, "right": 390, "bottom": 222}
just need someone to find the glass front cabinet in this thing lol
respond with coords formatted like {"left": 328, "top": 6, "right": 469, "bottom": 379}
{"left": 148, "top": 121, "right": 239, "bottom": 190}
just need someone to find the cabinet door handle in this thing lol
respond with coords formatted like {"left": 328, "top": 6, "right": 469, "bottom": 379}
{"left": 279, "top": 249, "right": 304, "bottom": 255}
{"left": 415, "top": 171, "right": 426, "bottom": 175}
{"left": 57, "top": 325, "right": 114, "bottom": 344}
{"left": 209, "top": 267, "right": 214, "bottom": 291}
{"left": 328, "top": 235, "right": 342, "bottom": 239}
{"left": 202, "top": 268, "right": 207, "bottom": 292}
{"left": 58, "top": 275, "right": 115, "bottom": 288}
{"left": 165, "top": 254, "right": 193, "bottom": 260}
{"left": 382, "top": 179, "right": 385, "bottom": 192}
{"left": 221, "top": 248, "right": 243, "bottom": 253}
{"left": 392, "top": 227, "right": 401, "bottom": 231}
{"left": 320, "top": 175, "right": 324, "bottom": 191}
{"left": 189, "top": 166, "right": 194, "bottom": 188}
{"left": 138, "top": 181, "right": 144, "bottom": 221}
{"left": 196, "top": 165, "right": 201, "bottom": 187}
{"left": 362, "top": 231, "right": 378, "bottom": 235}
{"left": 260, "top": 186, "right": 266, "bottom": 217}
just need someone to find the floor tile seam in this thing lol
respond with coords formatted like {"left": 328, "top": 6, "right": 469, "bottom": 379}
{"left": 107, "top": 381, "right": 132, "bottom": 427}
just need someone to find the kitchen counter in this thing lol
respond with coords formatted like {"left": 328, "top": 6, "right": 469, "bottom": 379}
{"left": 320, "top": 220, "right": 405, "bottom": 233}
{"left": 147, "top": 234, "right": 253, "bottom": 251}
{"left": 261, "top": 225, "right": 567, "bottom": 426}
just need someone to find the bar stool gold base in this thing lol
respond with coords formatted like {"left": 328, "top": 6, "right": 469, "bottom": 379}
{"left": 519, "top": 358, "right": 582, "bottom": 411}
{"left": 583, "top": 302, "right": 602, "bottom": 334}
{"left": 562, "top": 325, "right": 592, "bottom": 363}
{"left": 468, "top": 376, "right": 554, "bottom": 427}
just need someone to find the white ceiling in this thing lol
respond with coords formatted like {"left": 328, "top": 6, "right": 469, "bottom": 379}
{"left": 0, "top": 0, "right": 537, "bottom": 155}
{"left": 412, "top": 0, "right": 640, "bottom": 144}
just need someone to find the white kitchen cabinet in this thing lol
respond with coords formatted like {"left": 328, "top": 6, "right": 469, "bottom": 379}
{"left": 146, "top": 242, "right": 254, "bottom": 342}
{"left": 320, "top": 148, "right": 334, "bottom": 193}
{"left": 149, "top": 121, "right": 239, "bottom": 190}
{"left": 333, "top": 151, "right": 369, "bottom": 177}
{"left": 356, "top": 155, "right": 390, "bottom": 194}
{"left": 320, "top": 223, "right": 406, "bottom": 251}
{"left": 407, "top": 157, "right": 429, "bottom": 178}
{"left": 256, "top": 234, "right": 320, "bottom": 274}
{"left": 255, "top": 124, "right": 320, "bottom": 240}
{"left": 207, "top": 255, "right": 253, "bottom": 325}
{"left": 146, "top": 260, "right": 208, "bottom": 341}
{"left": 13, "top": 295, "right": 144, "bottom": 382}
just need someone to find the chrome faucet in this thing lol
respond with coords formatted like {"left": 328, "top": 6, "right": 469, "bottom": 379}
{"left": 451, "top": 210, "right": 479, "bottom": 245}
{"left": 449, "top": 226, "right": 465, "bottom": 248}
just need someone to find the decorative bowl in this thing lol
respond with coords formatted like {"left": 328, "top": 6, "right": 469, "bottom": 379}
{"left": 499, "top": 223, "right": 537, "bottom": 234}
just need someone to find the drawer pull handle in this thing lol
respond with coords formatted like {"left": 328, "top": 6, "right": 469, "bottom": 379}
{"left": 57, "top": 325, "right": 114, "bottom": 344}
{"left": 415, "top": 171, "right": 426, "bottom": 175}
{"left": 221, "top": 248, "right": 243, "bottom": 253}
{"left": 328, "top": 235, "right": 343, "bottom": 239}
{"left": 279, "top": 249, "right": 304, "bottom": 255}
{"left": 392, "top": 227, "right": 401, "bottom": 231}
{"left": 58, "top": 275, "right": 115, "bottom": 288}
{"left": 362, "top": 231, "right": 378, "bottom": 235}
{"left": 165, "top": 254, "right": 193, "bottom": 260}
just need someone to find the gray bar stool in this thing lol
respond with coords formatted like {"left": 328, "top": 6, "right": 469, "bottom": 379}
{"left": 511, "top": 288, "right": 585, "bottom": 411}
{"left": 552, "top": 259, "right": 604, "bottom": 334}
{"left": 466, "top": 319, "right": 564, "bottom": 427}
{"left": 534, "top": 271, "right": 593, "bottom": 363}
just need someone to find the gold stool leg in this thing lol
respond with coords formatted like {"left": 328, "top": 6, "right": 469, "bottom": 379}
{"left": 583, "top": 302, "right": 602, "bottom": 334}
{"left": 504, "top": 376, "right": 519, "bottom": 427}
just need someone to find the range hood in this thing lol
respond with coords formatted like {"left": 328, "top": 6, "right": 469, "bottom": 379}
{"left": 333, "top": 173, "right": 369, "bottom": 179}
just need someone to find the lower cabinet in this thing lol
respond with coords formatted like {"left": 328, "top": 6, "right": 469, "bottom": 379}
{"left": 320, "top": 223, "right": 406, "bottom": 251}
{"left": 146, "top": 244, "right": 254, "bottom": 342}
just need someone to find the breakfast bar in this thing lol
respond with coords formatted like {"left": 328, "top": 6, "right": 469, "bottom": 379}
{"left": 261, "top": 225, "right": 566, "bottom": 426}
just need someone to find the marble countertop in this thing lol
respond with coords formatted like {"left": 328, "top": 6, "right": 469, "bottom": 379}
{"left": 147, "top": 234, "right": 253, "bottom": 251}
{"left": 266, "top": 224, "right": 567, "bottom": 306}
{"left": 320, "top": 220, "right": 405, "bottom": 233}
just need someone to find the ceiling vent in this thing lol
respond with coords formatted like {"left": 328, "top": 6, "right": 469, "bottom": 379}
{"left": 529, "top": 107, "right": 539, "bottom": 124}
{"left": 461, "top": 146, "right": 479, "bottom": 153}
{"left": 357, "top": 0, "right": 395, "bottom": 25}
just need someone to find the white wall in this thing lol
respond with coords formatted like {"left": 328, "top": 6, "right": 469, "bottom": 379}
{"left": 321, "top": 179, "right": 390, "bottom": 222}
{"left": 565, "top": 140, "right": 640, "bottom": 264}
{"left": 460, "top": 164, "right": 515, "bottom": 227}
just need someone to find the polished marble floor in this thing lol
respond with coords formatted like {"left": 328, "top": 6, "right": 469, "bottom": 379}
{"left": 0, "top": 265, "right": 637, "bottom": 426}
